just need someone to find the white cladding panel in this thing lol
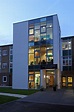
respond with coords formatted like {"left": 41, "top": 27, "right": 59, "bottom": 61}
{"left": 53, "top": 15, "right": 60, "bottom": 67}
{"left": 13, "top": 21, "right": 28, "bottom": 89}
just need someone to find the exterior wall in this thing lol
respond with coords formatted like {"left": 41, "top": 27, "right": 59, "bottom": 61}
{"left": 61, "top": 36, "right": 74, "bottom": 88}
{"left": 53, "top": 15, "right": 61, "bottom": 89}
{"left": 1, "top": 46, "right": 9, "bottom": 73}
{"left": 0, "top": 45, "right": 12, "bottom": 86}
{"left": 72, "top": 37, "right": 74, "bottom": 70}
{"left": 13, "top": 21, "right": 28, "bottom": 89}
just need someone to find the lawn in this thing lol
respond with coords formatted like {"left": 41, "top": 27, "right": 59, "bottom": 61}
{"left": 0, "top": 87, "right": 39, "bottom": 95}
{"left": 0, "top": 95, "right": 19, "bottom": 104}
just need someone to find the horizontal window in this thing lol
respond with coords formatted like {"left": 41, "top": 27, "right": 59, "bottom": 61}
{"left": 2, "top": 50, "right": 7, "bottom": 56}
{"left": 2, "top": 63, "right": 7, "bottom": 69}
{"left": 29, "top": 35, "right": 34, "bottom": 42}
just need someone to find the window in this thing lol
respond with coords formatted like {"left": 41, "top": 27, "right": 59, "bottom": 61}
{"left": 35, "top": 30, "right": 40, "bottom": 42}
{"left": 29, "top": 41, "right": 34, "bottom": 47}
{"left": 2, "top": 63, "right": 7, "bottom": 69}
{"left": 10, "top": 62, "right": 13, "bottom": 68}
{"left": 35, "top": 23, "right": 40, "bottom": 29}
{"left": 41, "top": 26, "right": 46, "bottom": 33}
{"left": 0, "top": 62, "right": 1, "bottom": 69}
{"left": 62, "top": 40, "right": 71, "bottom": 50}
{"left": 62, "top": 77, "right": 66, "bottom": 87}
{"left": 10, "top": 55, "right": 13, "bottom": 62}
{"left": 41, "top": 33, "right": 46, "bottom": 40}
{"left": 0, "top": 49, "right": 1, "bottom": 56}
{"left": 68, "top": 77, "right": 72, "bottom": 83}
{"left": 63, "top": 57, "right": 72, "bottom": 66}
{"left": 46, "top": 28, "right": 52, "bottom": 39}
{"left": 3, "top": 76, "right": 7, "bottom": 82}
{"left": 2, "top": 50, "right": 7, "bottom": 56}
{"left": 29, "top": 35, "right": 34, "bottom": 42}
{"left": 40, "top": 18, "right": 46, "bottom": 22}
{"left": 29, "top": 29, "right": 34, "bottom": 35}
{"left": 47, "top": 22, "right": 52, "bottom": 28}
{"left": 10, "top": 49, "right": 13, "bottom": 55}
{"left": 34, "top": 50, "right": 40, "bottom": 58}
{"left": 0, "top": 56, "right": 1, "bottom": 61}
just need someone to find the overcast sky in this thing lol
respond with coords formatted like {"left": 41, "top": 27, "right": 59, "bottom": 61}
{"left": 0, "top": 0, "right": 74, "bottom": 45}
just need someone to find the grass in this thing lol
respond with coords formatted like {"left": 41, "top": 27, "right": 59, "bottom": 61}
{"left": 0, "top": 95, "right": 19, "bottom": 104}
{"left": 0, "top": 87, "right": 39, "bottom": 95}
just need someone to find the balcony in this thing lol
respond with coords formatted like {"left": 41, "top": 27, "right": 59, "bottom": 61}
{"left": 29, "top": 60, "right": 57, "bottom": 70}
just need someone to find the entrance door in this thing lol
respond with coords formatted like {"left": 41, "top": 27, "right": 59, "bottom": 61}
{"left": 49, "top": 76, "right": 54, "bottom": 86}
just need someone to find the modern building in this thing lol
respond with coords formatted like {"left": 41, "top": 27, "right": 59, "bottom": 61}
{"left": 13, "top": 14, "right": 61, "bottom": 89}
{"left": 0, "top": 44, "right": 13, "bottom": 86}
{"left": 61, "top": 36, "right": 74, "bottom": 88}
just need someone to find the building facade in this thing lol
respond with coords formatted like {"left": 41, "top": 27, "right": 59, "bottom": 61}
{"left": 61, "top": 36, "right": 74, "bottom": 88}
{"left": 0, "top": 44, "right": 13, "bottom": 86}
{"left": 13, "top": 14, "right": 61, "bottom": 89}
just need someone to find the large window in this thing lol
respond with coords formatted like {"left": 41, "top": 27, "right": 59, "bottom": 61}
{"left": 62, "top": 39, "right": 72, "bottom": 71}
{"left": 35, "top": 30, "right": 40, "bottom": 42}
{"left": 41, "top": 26, "right": 46, "bottom": 33}
{"left": 28, "top": 71, "right": 40, "bottom": 89}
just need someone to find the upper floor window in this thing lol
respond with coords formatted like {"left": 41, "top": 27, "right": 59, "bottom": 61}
{"left": 2, "top": 50, "right": 7, "bottom": 56}
{"left": 10, "top": 62, "right": 13, "bottom": 68}
{"left": 47, "top": 22, "right": 52, "bottom": 28}
{"left": 2, "top": 63, "right": 7, "bottom": 69}
{"left": 0, "top": 49, "right": 1, "bottom": 56}
{"left": 40, "top": 18, "right": 46, "bottom": 22}
{"left": 29, "top": 29, "right": 34, "bottom": 35}
{"left": 35, "top": 23, "right": 40, "bottom": 29}
{"left": 62, "top": 40, "right": 71, "bottom": 50}
{"left": 41, "top": 26, "right": 46, "bottom": 33}
{"left": 0, "top": 62, "right": 1, "bottom": 69}
{"left": 29, "top": 35, "right": 34, "bottom": 42}
{"left": 10, "top": 49, "right": 13, "bottom": 55}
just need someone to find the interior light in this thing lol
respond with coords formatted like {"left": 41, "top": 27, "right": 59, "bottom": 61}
{"left": 49, "top": 25, "right": 52, "bottom": 27}
{"left": 44, "top": 75, "right": 45, "bottom": 78}
{"left": 68, "top": 42, "right": 71, "bottom": 43}
{"left": 47, "top": 48, "right": 49, "bottom": 49}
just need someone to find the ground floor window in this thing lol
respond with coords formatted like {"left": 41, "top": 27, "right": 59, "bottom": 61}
{"left": 62, "top": 76, "right": 73, "bottom": 87}
{"left": 29, "top": 71, "right": 40, "bottom": 89}
{"left": 3, "top": 76, "right": 7, "bottom": 82}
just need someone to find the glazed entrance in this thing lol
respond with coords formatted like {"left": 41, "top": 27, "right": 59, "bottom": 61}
{"left": 46, "top": 70, "right": 55, "bottom": 88}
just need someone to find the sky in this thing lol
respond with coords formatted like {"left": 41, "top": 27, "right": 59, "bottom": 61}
{"left": 0, "top": 0, "right": 74, "bottom": 45}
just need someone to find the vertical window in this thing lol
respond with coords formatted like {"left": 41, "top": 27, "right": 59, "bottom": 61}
{"left": 35, "top": 30, "right": 40, "bottom": 41}
{"left": 3, "top": 76, "right": 7, "bottom": 82}
{"left": 41, "top": 26, "right": 46, "bottom": 33}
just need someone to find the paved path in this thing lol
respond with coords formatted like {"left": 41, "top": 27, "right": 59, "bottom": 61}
{"left": 0, "top": 92, "right": 27, "bottom": 98}
{"left": 0, "top": 89, "right": 74, "bottom": 112}
{"left": 19, "top": 88, "right": 74, "bottom": 105}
